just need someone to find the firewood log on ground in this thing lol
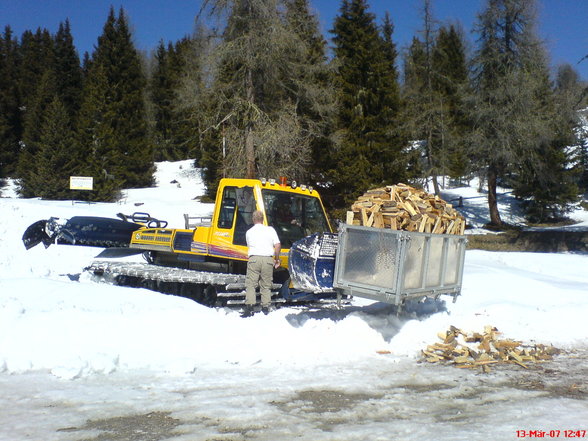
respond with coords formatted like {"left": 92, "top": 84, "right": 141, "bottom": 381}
{"left": 422, "top": 325, "right": 561, "bottom": 372}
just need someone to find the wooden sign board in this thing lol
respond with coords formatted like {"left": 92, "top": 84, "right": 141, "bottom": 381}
{"left": 69, "top": 176, "right": 94, "bottom": 191}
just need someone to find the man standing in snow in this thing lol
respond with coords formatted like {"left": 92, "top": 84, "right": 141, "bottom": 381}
{"left": 242, "top": 210, "right": 281, "bottom": 317}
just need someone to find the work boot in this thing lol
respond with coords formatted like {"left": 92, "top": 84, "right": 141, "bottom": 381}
{"left": 241, "top": 304, "right": 254, "bottom": 318}
{"left": 261, "top": 305, "right": 271, "bottom": 315}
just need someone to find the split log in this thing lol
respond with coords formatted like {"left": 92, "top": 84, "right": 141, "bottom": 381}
{"left": 347, "top": 183, "right": 466, "bottom": 235}
{"left": 422, "top": 326, "right": 561, "bottom": 372}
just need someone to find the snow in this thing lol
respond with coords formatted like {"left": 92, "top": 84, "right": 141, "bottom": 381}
{"left": 1, "top": 161, "right": 587, "bottom": 440}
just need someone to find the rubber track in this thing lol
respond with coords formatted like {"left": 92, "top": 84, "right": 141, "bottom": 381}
{"left": 86, "top": 260, "right": 284, "bottom": 306}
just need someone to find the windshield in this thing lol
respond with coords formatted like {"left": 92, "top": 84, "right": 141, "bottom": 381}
{"left": 262, "top": 189, "right": 330, "bottom": 248}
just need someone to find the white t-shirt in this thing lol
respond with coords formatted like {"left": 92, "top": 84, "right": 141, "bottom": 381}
{"left": 246, "top": 223, "right": 280, "bottom": 257}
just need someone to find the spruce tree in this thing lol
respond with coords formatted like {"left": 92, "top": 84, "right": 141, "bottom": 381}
{"left": 402, "top": 36, "right": 429, "bottom": 181}
{"left": 330, "top": 0, "right": 405, "bottom": 205}
{"left": 110, "top": 8, "right": 153, "bottom": 188}
{"left": 168, "top": 38, "right": 199, "bottom": 161}
{"left": 35, "top": 97, "right": 77, "bottom": 199}
{"left": 401, "top": 0, "right": 470, "bottom": 194}
{"left": 0, "top": 26, "right": 21, "bottom": 177}
{"left": 77, "top": 63, "right": 124, "bottom": 201}
{"left": 78, "top": 7, "right": 153, "bottom": 199}
{"left": 149, "top": 38, "right": 194, "bottom": 162}
{"left": 17, "top": 69, "right": 58, "bottom": 197}
{"left": 53, "top": 20, "right": 83, "bottom": 118}
{"left": 431, "top": 25, "right": 470, "bottom": 179}
{"left": 553, "top": 65, "right": 587, "bottom": 191}
{"left": 150, "top": 41, "right": 175, "bottom": 161}
{"left": 18, "top": 28, "right": 55, "bottom": 114}
{"left": 381, "top": 12, "right": 397, "bottom": 67}
{"left": 511, "top": 58, "right": 579, "bottom": 221}
{"left": 17, "top": 21, "right": 83, "bottom": 197}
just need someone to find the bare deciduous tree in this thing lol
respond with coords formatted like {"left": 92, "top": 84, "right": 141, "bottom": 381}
{"left": 178, "top": 0, "right": 333, "bottom": 185}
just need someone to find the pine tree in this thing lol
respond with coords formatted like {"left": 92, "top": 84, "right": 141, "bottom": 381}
{"left": 150, "top": 41, "right": 175, "bottom": 161}
{"left": 168, "top": 37, "right": 200, "bottom": 161}
{"left": 431, "top": 25, "right": 470, "bottom": 179}
{"left": 76, "top": 63, "right": 123, "bottom": 201}
{"left": 330, "top": 0, "right": 405, "bottom": 205}
{"left": 471, "top": 0, "right": 577, "bottom": 225}
{"left": 17, "top": 69, "right": 58, "bottom": 197}
{"left": 0, "top": 26, "right": 21, "bottom": 177}
{"left": 402, "top": 0, "right": 441, "bottom": 194}
{"left": 18, "top": 28, "right": 55, "bottom": 115}
{"left": 401, "top": 0, "right": 470, "bottom": 194}
{"left": 210, "top": 0, "right": 291, "bottom": 179}
{"left": 78, "top": 7, "right": 153, "bottom": 199}
{"left": 175, "top": 27, "right": 216, "bottom": 195}
{"left": 186, "top": 0, "right": 331, "bottom": 193}
{"left": 284, "top": 0, "right": 335, "bottom": 186}
{"left": 554, "top": 64, "right": 587, "bottom": 192}
{"left": 512, "top": 59, "right": 579, "bottom": 221}
{"left": 35, "top": 97, "right": 77, "bottom": 199}
{"left": 402, "top": 36, "right": 430, "bottom": 182}
{"left": 149, "top": 38, "right": 194, "bottom": 161}
{"left": 53, "top": 20, "right": 83, "bottom": 118}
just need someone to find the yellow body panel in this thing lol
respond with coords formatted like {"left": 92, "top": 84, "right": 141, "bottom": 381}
{"left": 130, "top": 178, "right": 332, "bottom": 268}
{"left": 131, "top": 228, "right": 191, "bottom": 252}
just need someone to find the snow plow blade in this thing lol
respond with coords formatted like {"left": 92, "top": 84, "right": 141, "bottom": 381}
{"left": 22, "top": 219, "right": 53, "bottom": 250}
{"left": 22, "top": 216, "right": 143, "bottom": 250}
{"left": 288, "top": 232, "right": 338, "bottom": 293}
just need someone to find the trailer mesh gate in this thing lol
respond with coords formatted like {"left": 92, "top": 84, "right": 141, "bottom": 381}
{"left": 333, "top": 225, "right": 466, "bottom": 306}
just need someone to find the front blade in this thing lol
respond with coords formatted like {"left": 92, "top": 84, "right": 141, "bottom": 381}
{"left": 22, "top": 220, "right": 51, "bottom": 250}
{"left": 22, "top": 216, "right": 143, "bottom": 250}
{"left": 56, "top": 216, "right": 143, "bottom": 248}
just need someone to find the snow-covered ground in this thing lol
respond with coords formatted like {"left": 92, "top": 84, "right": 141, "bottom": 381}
{"left": 1, "top": 161, "right": 587, "bottom": 440}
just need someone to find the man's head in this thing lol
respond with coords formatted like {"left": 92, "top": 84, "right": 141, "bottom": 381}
{"left": 252, "top": 210, "right": 264, "bottom": 224}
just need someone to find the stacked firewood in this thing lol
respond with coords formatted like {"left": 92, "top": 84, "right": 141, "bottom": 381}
{"left": 422, "top": 326, "right": 561, "bottom": 372}
{"left": 346, "top": 183, "right": 466, "bottom": 235}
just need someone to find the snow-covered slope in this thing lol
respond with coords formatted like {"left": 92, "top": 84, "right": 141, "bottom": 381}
{"left": 1, "top": 160, "right": 587, "bottom": 377}
{"left": 1, "top": 161, "right": 587, "bottom": 440}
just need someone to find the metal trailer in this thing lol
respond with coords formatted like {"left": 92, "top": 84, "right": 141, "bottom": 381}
{"left": 332, "top": 224, "right": 467, "bottom": 310}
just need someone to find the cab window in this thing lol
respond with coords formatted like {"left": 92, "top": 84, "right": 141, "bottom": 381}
{"left": 217, "top": 186, "right": 256, "bottom": 246}
{"left": 262, "top": 189, "right": 330, "bottom": 248}
{"left": 218, "top": 187, "right": 237, "bottom": 229}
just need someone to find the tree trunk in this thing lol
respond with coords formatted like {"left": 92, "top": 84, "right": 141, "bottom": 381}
{"left": 245, "top": 67, "right": 256, "bottom": 179}
{"left": 431, "top": 173, "right": 440, "bottom": 195}
{"left": 427, "top": 130, "right": 440, "bottom": 195}
{"left": 487, "top": 164, "right": 502, "bottom": 226}
{"left": 423, "top": 0, "right": 441, "bottom": 196}
{"left": 245, "top": 125, "right": 255, "bottom": 179}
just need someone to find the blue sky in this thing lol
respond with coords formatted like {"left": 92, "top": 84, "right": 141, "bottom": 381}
{"left": 1, "top": 0, "right": 587, "bottom": 80}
